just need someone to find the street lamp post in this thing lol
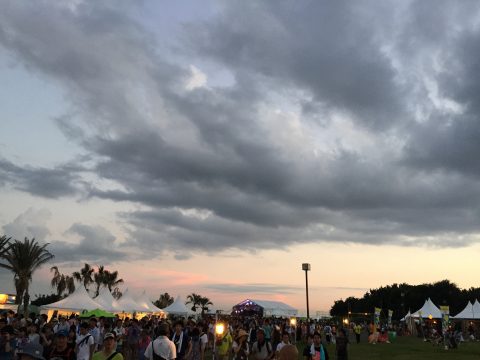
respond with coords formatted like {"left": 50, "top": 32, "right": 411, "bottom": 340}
{"left": 302, "top": 263, "right": 311, "bottom": 322}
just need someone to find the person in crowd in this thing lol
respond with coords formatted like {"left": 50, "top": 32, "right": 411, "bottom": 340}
{"left": 323, "top": 324, "right": 332, "bottom": 344}
{"left": 248, "top": 322, "right": 257, "bottom": 348}
{"left": 171, "top": 320, "right": 191, "bottom": 360}
{"left": 67, "top": 326, "right": 77, "bottom": 350}
{"left": 215, "top": 321, "right": 232, "bottom": 360}
{"left": 137, "top": 329, "right": 151, "bottom": 360}
{"left": 251, "top": 328, "right": 273, "bottom": 360}
{"left": 47, "top": 329, "right": 75, "bottom": 360}
{"left": 335, "top": 328, "right": 349, "bottom": 360}
{"left": 77, "top": 323, "right": 95, "bottom": 360}
{"left": 112, "top": 319, "right": 125, "bottom": 354}
{"left": 16, "top": 342, "right": 46, "bottom": 360}
{"left": 353, "top": 323, "right": 362, "bottom": 344}
{"left": 89, "top": 318, "right": 101, "bottom": 352}
{"left": 126, "top": 319, "right": 140, "bottom": 360}
{"left": 29, "top": 323, "right": 41, "bottom": 345}
{"left": 54, "top": 317, "right": 70, "bottom": 335}
{"left": 232, "top": 329, "right": 249, "bottom": 360}
{"left": 144, "top": 323, "right": 176, "bottom": 360}
{"left": 302, "top": 334, "right": 313, "bottom": 360}
{"left": 309, "top": 332, "right": 329, "bottom": 360}
{"left": 275, "top": 332, "right": 290, "bottom": 356}
{"left": 0, "top": 325, "right": 16, "bottom": 360}
{"left": 92, "top": 332, "right": 123, "bottom": 360}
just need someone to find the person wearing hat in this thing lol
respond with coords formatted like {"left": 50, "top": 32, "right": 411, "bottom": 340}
{"left": 46, "top": 329, "right": 75, "bottom": 360}
{"left": 144, "top": 323, "right": 176, "bottom": 360}
{"left": 76, "top": 323, "right": 95, "bottom": 360}
{"left": 92, "top": 333, "right": 123, "bottom": 360}
{"left": 16, "top": 342, "right": 46, "bottom": 360}
{"left": 232, "top": 329, "right": 249, "bottom": 360}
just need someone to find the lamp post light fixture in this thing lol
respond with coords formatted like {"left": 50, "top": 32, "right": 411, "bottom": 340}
{"left": 302, "top": 263, "right": 311, "bottom": 321}
{"left": 290, "top": 317, "right": 297, "bottom": 344}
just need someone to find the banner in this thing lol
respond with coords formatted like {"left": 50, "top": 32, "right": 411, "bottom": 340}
{"left": 374, "top": 307, "right": 381, "bottom": 333}
{"left": 388, "top": 310, "right": 393, "bottom": 327}
{"left": 440, "top": 306, "right": 450, "bottom": 333}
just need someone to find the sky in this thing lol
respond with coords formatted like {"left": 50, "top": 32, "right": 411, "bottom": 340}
{"left": 1, "top": 0, "right": 480, "bottom": 314}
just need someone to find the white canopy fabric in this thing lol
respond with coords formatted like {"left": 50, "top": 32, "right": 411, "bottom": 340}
{"left": 135, "top": 291, "right": 165, "bottom": 314}
{"left": 94, "top": 287, "right": 122, "bottom": 313}
{"left": 410, "top": 298, "right": 442, "bottom": 319}
{"left": 400, "top": 310, "right": 411, "bottom": 321}
{"left": 452, "top": 300, "right": 480, "bottom": 319}
{"left": 40, "top": 284, "right": 101, "bottom": 312}
{"left": 116, "top": 288, "right": 143, "bottom": 313}
{"left": 162, "top": 296, "right": 190, "bottom": 316}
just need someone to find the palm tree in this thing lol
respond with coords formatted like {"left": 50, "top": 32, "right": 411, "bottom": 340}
{"left": 50, "top": 266, "right": 75, "bottom": 296}
{"left": 104, "top": 270, "right": 124, "bottom": 292}
{"left": 154, "top": 292, "right": 174, "bottom": 309}
{"left": 199, "top": 296, "right": 213, "bottom": 317}
{"left": 0, "top": 235, "right": 11, "bottom": 258}
{"left": 93, "top": 265, "right": 107, "bottom": 297}
{"left": 72, "top": 263, "right": 94, "bottom": 291}
{"left": 186, "top": 293, "right": 202, "bottom": 313}
{"left": 0, "top": 237, "right": 54, "bottom": 317}
{"left": 112, "top": 287, "right": 122, "bottom": 300}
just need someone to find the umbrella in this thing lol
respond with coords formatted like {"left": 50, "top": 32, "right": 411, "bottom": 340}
{"left": 79, "top": 308, "right": 116, "bottom": 318}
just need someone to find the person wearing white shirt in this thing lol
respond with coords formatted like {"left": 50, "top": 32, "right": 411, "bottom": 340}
{"left": 77, "top": 323, "right": 95, "bottom": 360}
{"left": 144, "top": 323, "right": 176, "bottom": 360}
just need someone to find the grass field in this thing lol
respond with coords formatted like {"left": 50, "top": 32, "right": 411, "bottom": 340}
{"left": 298, "top": 336, "right": 480, "bottom": 360}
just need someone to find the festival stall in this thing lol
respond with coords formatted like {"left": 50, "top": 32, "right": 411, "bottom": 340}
{"left": 232, "top": 299, "right": 298, "bottom": 317}
{"left": 40, "top": 285, "right": 102, "bottom": 320}
{"left": 162, "top": 296, "right": 190, "bottom": 316}
{"left": 115, "top": 288, "right": 145, "bottom": 318}
{"left": 409, "top": 298, "right": 442, "bottom": 319}
{"left": 135, "top": 290, "right": 166, "bottom": 318}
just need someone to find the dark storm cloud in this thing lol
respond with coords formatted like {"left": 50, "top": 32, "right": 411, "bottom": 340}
{"left": 0, "top": 158, "right": 80, "bottom": 198}
{"left": 50, "top": 223, "right": 127, "bottom": 263}
{"left": 2, "top": 1, "right": 480, "bottom": 257}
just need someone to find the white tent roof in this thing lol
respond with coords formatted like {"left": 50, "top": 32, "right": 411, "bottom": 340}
{"left": 93, "top": 287, "right": 122, "bottom": 313}
{"left": 162, "top": 296, "right": 190, "bottom": 316}
{"left": 410, "top": 298, "right": 442, "bottom": 319}
{"left": 452, "top": 300, "right": 480, "bottom": 319}
{"left": 135, "top": 291, "right": 165, "bottom": 314}
{"left": 234, "top": 299, "right": 298, "bottom": 317}
{"left": 40, "top": 284, "right": 101, "bottom": 312}
{"left": 115, "top": 288, "right": 144, "bottom": 313}
{"left": 400, "top": 310, "right": 411, "bottom": 321}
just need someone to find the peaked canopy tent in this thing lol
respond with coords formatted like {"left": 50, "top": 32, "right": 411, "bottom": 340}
{"left": 40, "top": 285, "right": 102, "bottom": 320}
{"left": 452, "top": 300, "right": 480, "bottom": 319}
{"left": 115, "top": 288, "right": 144, "bottom": 314}
{"left": 407, "top": 298, "right": 443, "bottom": 319}
{"left": 94, "top": 287, "right": 122, "bottom": 313}
{"left": 162, "top": 296, "right": 190, "bottom": 316}
{"left": 135, "top": 291, "right": 166, "bottom": 317}
{"left": 232, "top": 299, "right": 298, "bottom": 317}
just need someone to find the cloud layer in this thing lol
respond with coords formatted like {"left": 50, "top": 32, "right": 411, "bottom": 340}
{"left": 2, "top": 1, "right": 480, "bottom": 260}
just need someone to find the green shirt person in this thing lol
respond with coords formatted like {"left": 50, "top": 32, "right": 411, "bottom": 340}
{"left": 92, "top": 333, "right": 124, "bottom": 360}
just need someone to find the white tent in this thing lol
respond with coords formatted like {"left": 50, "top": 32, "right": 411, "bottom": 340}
{"left": 135, "top": 290, "right": 165, "bottom": 314}
{"left": 94, "top": 287, "right": 122, "bottom": 313}
{"left": 410, "top": 298, "right": 442, "bottom": 319}
{"left": 233, "top": 299, "right": 298, "bottom": 317}
{"left": 40, "top": 285, "right": 102, "bottom": 318}
{"left": 163, "top": 296, "right": 190, "bottom": 316}
{"left": 115, "top": 288, "right": 143, "bottom": 313}
{"left": 452, "top": 300, "right": 480, "bottom": 320}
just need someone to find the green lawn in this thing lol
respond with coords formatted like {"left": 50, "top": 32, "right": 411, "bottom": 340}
{"left": 297, "top": 336, "right": 480, "bottom": 360}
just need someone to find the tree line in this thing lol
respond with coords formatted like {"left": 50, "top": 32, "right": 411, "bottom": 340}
{"left": 1, "top": 235, "right": 214, "bottom": 317}
{"left": 330, "top": 279, "right": 480, "bottom": 320}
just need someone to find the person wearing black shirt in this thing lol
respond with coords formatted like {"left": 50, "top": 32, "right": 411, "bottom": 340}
{"left": 47, "top": 330, "right": 75, "bottom": 360}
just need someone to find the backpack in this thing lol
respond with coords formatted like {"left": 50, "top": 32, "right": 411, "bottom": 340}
{"left": 77, "top": 334, "right": 92, "bottom": 347}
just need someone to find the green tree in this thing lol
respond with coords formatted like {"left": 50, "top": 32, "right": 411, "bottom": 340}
{"left": 0, "top": 235, "right": 11, "bottom": 258}
{"left": 154, "top": 292, "right": 174, "bottom": 309}
{"left": 72, "top": 263, "right": 94, "bottom": 291}
{"left": 0, "top": 237, "right": 54, "bottom": 317}
{"left": 104, "top": 270, "right": 124, "bottom": 292}
{"left": 50, "top": 266, "right": 75, "bottom": 296}
{"left": 199, "top": 296, "right": 213, "bottom": 316}
{"left": 186, "top": 293, "right": 203, "bottom": 313}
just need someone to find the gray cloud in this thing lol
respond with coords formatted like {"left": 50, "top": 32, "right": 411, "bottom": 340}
{"left": 2, "top": 1, "right": 480, "bottom": 258}
{"left": 50, "top": 223, "right": 127, "bottom": 263}
{"left": 2, "top": 208, "right": 51, "bottom": 241}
